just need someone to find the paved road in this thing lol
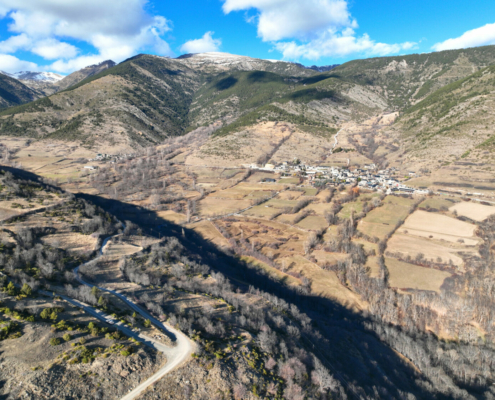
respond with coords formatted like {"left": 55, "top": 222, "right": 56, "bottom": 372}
{"left": 70, "top": 232, "right": 195, "bottom": 399}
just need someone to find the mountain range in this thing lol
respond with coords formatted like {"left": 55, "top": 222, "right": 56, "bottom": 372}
{"left": 1, "top": 47, "right": 495, "bottom": 169}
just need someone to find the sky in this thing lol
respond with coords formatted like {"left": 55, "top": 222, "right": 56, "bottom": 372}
{"left": 0, "top": 0, "right": 495, "bottom": 75}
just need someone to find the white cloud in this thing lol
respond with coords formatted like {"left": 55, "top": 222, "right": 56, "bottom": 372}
{"left": 32, "top": 39, "right": 78, "bottom": 60}
{"left": 223, "top": 0, "right": 415, "bottom": 60}
{"left": 223, "top": 0, "right": 353, "bottom": 41}
{"left": 432, "top": 23, "right": 495, "bottom": 51}
{"left": 0, "top": 33, "right": 30, "bottom": 53}
{"left": 0, "top": 0, "right": 174, "bottom": 73}
{"left": 180, "top": 32, "right": 222, "bottom": 54}
{"left": 275, "top": 31, "right": 415, "bottom": 60}
{"left": 0, "top": 53, "right": 38, "bottom": 73}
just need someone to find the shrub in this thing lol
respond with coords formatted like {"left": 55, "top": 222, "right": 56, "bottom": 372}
{"left": 20, "top": 283, "right": 32, "bottom": 296}
{"left": 50, "top": 337, "right": 61, "bottom": 346}
{"left": 63, "top": 333, "right": 72, "bottom": 341}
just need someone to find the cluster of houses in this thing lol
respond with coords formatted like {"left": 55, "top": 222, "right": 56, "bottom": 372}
{"left": 245, "top": 161, "right": 430, "bottom": 195}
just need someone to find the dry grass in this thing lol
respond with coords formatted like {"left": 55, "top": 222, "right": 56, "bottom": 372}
{"left": 278, "top": 190, "right": 304, "bottom": 200}
{"left": 387, "top": 233, "right": 473, "bottom": 268}
{"left": 187, "top": 220, "right": 231, "bottom": 248}
{"left": 198, "top": 197, "right": 252, "bottom": 217}
{"left": 358, "top": 196, "right": 414, "bottom": 239}
{"left": 296, "top": 215, "right": 328, "bottom": 230}
{"left": 450, "top": 201, "right": 495, "bottom": 222}
{"left": 156, "top": 210, "right": 187, "bottom": 224}
{"left": 385, "top": 257, "right": 452, "bottom": 293}
{"left": 281, "top": 254, "right": 364, "bottom": 310}
{"left": 403, "top": 210, "right": 477, "bottom": 238}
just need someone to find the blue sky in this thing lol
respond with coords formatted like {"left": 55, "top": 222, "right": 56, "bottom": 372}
{"left": 0, "top": 0, "right": 494, "bottom": 74}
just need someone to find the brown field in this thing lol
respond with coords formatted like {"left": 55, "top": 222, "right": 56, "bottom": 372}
{"left": 365, "top": 256, "right": 382, "bottom": 278}
{"left": 403, "top": 210, "right": 477, "bottom": 238}
{"left": 265, "top": 198, "right": 299, "bottom": 209}
{"left": 278, "top": 190, "right": 304, "bottom": 200}
{"left": 387, "top": 233, "right": 475, "bottom": 268}
{"left": 278, "top": 177, "right": 300, "bottom": 184}
{"left": 242, "top": 205, "right": 279, "bottom": 218}
{"left": 41, "top": 231, "right": 98, "bottom": 254}
{"left": 102, "top": 240, "right": 142, "bottom": 259}
{"left": 281, "top": 254, "right": 364, "bottom": 310}
{"left": 312, "top": 250, "right": 349, "bottom": 266}
{"left": 198, "top": 197, "right": 252, "bottom": 216}
{"left": 302, "top": 187, "right": 318, "bottom": 196}
{"left": 296, "top": 215, "right": 328, "bottom": 230}
{"left": 156, "top": 210, "right": 187, "bottom": 224}
{"left": 187, "top": 220, "right": 231, "bottom": 248}
{"left": 385, "top": 257, "right": 452, "bottom": 293}
{"left": 240, "top": 255, "right": 301, "bottom": 287}
{"left": 450, "top": 201, "right": 495, "bottom": 222}
{"left": 305, "top": 202, "right": 333, "bottom": 216}
{"left": 420, "top": 196, "right": 459, "bottom": 210}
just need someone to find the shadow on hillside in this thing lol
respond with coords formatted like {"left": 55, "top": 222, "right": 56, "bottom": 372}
{"left": 215, "top": 76, "right": 238, "bottom": 91}
{"left": 300, "top": 74, "right": 333, "bottom": 85}
{"left": 247, "top": 71, "right": 280, "bottom": 83}
{"left": 0, "top": 165, "right": 450, "bottom": 399}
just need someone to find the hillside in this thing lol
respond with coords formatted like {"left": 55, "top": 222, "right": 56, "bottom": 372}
{"left": 2, "top": 47, "right": 495, "bottom": 156}
{"left": 0, "top": 55, "right": 201, "bottom": 149}
{"left": 0, "top": 53, "right": 382, "bottom": 151}
{"left": 0, "top": 73, "right": 41, "bottom": 109}
{"left": 329, "top": 45, "right": 495, "bottom": 109}
{"left": 55, "top": 60, "right": 116, "bottom": 91}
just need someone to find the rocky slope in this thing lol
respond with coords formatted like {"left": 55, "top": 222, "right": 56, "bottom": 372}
{"left": 55, "top": 60, "right": 116, "bottom": 92}
{"left": 328, "top": 45, "right": 495, "bottom": 109}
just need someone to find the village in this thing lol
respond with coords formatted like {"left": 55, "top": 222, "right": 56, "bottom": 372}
{"left": 245, "top": 160, "right": 430, "bottom": 195}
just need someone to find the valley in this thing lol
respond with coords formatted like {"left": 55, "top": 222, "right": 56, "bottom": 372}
{"left": 2, "top": 47, "right": 495, "bottom": 399}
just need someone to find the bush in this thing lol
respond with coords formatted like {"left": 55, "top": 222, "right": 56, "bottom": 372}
{"left": 20, "top": 283, "right": 32, "bottom": 296}
{"left": 63, "top": 333, "right": 72, "bottom": 341}
{"left": 50, "top": 337, "right": 61, "bottom": 346}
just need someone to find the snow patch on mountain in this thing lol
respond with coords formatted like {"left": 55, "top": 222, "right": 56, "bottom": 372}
{"left": 1, "top": 71, "right": 64, "bottom": 82}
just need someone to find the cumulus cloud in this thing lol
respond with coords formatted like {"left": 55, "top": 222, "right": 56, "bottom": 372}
{"left": 222, "top": 0, "right": 415, "bottom": 60}
{"left": 0, "top": 54, "right": 38, "bottom": 73}
{"left": 32, "top": 39, "right": 78, "bottom": 60}
{"left": 432, "top": 23, "right": 495, "bottom": 51}
{"left": 0, "top": 0, "right": 173, "bottom": 73}
{"left": 180, "top": 32, "right": 222, "bottom": 54}
{"left": 275, "top": 30, "right": 416, "bottom": 60}
{"left": 223, "top": 0, "right": 353, "bottom": 41}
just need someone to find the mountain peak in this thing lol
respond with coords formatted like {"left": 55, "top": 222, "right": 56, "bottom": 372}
{"left": 1, "top": 70, "right": 64, "bottom": 83}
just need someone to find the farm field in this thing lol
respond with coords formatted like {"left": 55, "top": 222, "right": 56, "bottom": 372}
{"left": 156, "top": 210, "right": 187, "bottom": 224}
{"left": 385, "top": 258, "right": 452, "bottom": 293}
{"left": 357, "top": 195, "right": 415, "bottom": 240}
{"left": 187, "top": 220, "right": 231, "bottom": 248}
{"left": 450, "top": 201, "right": 495, "bottom": 221}
{"left": 296, "top": 215, "right": 328, "bottom": 230}
{"left": 387, "top": 233, "right": 476, "bottom": 268}
{"left": 420, "top": 196, "right": 459, "bottom": 211}
{"left": 198, "top": 196, "right": 252, "bottom": 217}
{"left": 401, "top": 210, "right": 479, "bottom": 241}
{"left": 338, "top": 201, "right": 363, "bottom": 219}
{"left": 281, "top": 254, "right": 364, "bottom": 310}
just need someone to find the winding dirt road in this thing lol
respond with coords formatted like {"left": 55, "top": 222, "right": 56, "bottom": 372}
{"left": 71, "top": 234, "right": 195, "bottom": 399}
